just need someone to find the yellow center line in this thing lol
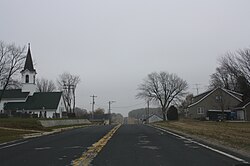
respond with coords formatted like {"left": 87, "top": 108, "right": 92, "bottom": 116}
{"left": 72, "top": 124, "right": 121, "bottom": 166}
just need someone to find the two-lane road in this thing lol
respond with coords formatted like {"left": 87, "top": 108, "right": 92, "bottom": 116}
{"left": 0, "top": 124, "right": 249, "bottom": 166}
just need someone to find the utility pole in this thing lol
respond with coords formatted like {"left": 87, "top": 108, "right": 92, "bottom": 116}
{"left": 90, "top": 95, "right": 97, "bottom": 119}
{"left": 194, "top": 84, "right": 200, "bottom": 95}
{"left": 108, "top": 101, "right": 115, "bottom": 124}
{"left": 108, "top": 101, "right": 115, "bottom": 114}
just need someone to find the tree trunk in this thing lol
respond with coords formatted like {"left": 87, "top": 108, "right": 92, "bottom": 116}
{"left": 73, "top": 89, "right": 76, "bottom": 113}
{"left": 162, "top": 108, "right": 167, "bottom": 121}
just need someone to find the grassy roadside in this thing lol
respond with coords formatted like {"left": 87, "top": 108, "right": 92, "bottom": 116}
{"left": 0, "top": 129, "right": 37, "bottom": 143}
{"left": 0, "top": 118, "right": 50, "bottom": 131}
{"left": 0, "top": 118, "right": 91, "bottom": 143}
{"left": 0, "top": 118, "right": 47, "bottom": 143}
{"left": 154, "top": 119, "right": 250, "bottom": 153}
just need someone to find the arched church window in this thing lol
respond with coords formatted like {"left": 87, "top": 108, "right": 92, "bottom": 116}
{"left": 26, "top": 75, "right": 29, "bottom": 83}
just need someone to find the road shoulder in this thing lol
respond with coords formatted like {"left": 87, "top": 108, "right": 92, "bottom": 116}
{"left": 149, "top": 124, "right": 250, "bottom": 160}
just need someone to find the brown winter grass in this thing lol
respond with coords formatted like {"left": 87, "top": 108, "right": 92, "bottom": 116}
{"left": 155, "top": 119, "right": 250, "bottom": 151}
{"left": 0, "top": 129, "right": 34, "bottom": 143}
{"left": 0, "top": 118, "right": 48, "bottom": 131}
{"left": 0, "top": 118, "right": 92, "bottom": 143}
{"left": 0, "top": 118, "right": 46, "bottom": 143}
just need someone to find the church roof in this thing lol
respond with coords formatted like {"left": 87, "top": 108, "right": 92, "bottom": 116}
{"left": 4, "top": 92, "right": 63, "bottom": 110}
{"left": 21, "top": 44, "right": 36, "bottom": 73}
{"left": 0, "top": 89, "right": 29, "bottom": 99}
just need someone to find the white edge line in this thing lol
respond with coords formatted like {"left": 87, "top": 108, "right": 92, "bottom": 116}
{"left": 35, "top": 147, "right": 51, "bottom": 150}
{"left": 0, "top": 141, "right": 28, "bottom": 150}
{"left": 152, "top": 125, "right": 249, "bottom": 164}
{"left": 0, "top": 139, "right": 22, "bottom": 146}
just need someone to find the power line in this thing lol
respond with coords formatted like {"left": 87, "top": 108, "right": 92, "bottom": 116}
{"left": 113, "top": 102, "right": 145, "bottom": 109}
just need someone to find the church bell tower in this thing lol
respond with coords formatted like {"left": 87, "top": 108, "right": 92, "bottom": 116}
{"left": 21, "top": 43, "right": 37, "bottom": 96}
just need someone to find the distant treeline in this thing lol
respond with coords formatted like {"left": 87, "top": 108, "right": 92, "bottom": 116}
{"left": 128, "top": 107, "right": 162, "bottom": 119}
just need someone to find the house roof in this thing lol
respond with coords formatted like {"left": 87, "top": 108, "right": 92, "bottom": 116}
{"left": 235, "top": 98, "right": 250, "bottom": 109}
{"left": 226, "top": 89, "right": 243, "bottom": 97}
{"left": 21, "top": 44, "right": 36, "bottom": 73}
{"left": 221, "top": 88, "right": 243, "bottom": 102}
{"left": 4, "top": 92, "right": 63, "bottom": 110}
{"left": 0, "top": 89, "right": 29, "bottom": 99}
{"left": 146, "top": 114, "right": 163, "bottom": 120}
{"left": 192, "top": 90, "right": 213, "bottom": 100}
{"left": 188, "top": 87, "right": 243, "bottom": 108}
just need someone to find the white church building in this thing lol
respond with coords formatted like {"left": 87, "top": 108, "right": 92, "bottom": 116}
{"left": 0, "top": 44, "right": 66, "bottom": 118}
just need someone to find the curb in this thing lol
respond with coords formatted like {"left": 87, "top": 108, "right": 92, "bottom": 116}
{"left": 22, "top": 124, "right": 95, "bottom": 139}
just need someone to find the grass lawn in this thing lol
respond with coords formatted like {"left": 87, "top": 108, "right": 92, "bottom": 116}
{"left": 0, "top": 118, "right": 48, "bottom": 143}
{"left": 0, "top": 129, "right": 34, "bottom": 143}
{"left": 155, "top": 119, "right": 250, "bottom": 151}
{"left": 0, "top": 118, "right": 92, "bottom": 143}
{"left": 0, "top": 118, "right": 50, "bottom": 131}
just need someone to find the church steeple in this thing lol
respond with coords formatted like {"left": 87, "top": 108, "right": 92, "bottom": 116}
{"left": 21, "top": 43, "right": 37, "bottom": 96}
{"left": 22, "top": 43, "right": 36, "bottom": 73}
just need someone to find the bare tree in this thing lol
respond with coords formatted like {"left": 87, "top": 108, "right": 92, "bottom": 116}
{"left": 36, "top": 78, "right": 56, "bottom": 92}
{"left": 236, "top": 48, "right": 250, "bottom": 81}
{"left": 209, "top": 66, "right": 238, "bottom": 90}
{"left": 57, "top": 72, "right": 80, "bottom": 113}
{"left": 74, "top": 107, "right": 88, "bottom": 118}
{"left": 179, "top": 93, "right": 193, "bottom": 117}
{"left": 93, "top": 108, "right": 105, "bottom": 115}
{"left": 0, "top": 41, "right": 26, "bottom": 101}
{"left": 137, "top": 72, "right": 188, "bottom": 121}
{"left": 209, "top": 48, "right": 250, "bottom": 94}
{"left": 6, "top": 78, "right": 22, "bottom": 89}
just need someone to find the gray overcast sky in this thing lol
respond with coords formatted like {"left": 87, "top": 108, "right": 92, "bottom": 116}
{"left": 1, "top": 0, "right": 250, "bottom": 116}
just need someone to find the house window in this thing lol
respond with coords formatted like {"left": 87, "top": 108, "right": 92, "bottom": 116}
{"left": 25, "top": 75, "right": 29, "bottom": 83}
{"left": 215, "top": 96, "right": 222, "bottom": 102}
{"left": 197, "top": 107, "right": 204, "bottom": 114}
{"left": 33, "top": 75, "right": 35, "bottom": 84}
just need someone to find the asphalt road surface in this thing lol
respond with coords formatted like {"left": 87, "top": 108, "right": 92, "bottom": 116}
{"left": 92, "top": 125, "right": 249, "bottom": 166}
{"left": 0, "top": 124, "right": 249, "bottom": 166}
{"left": 0, "top": 125, "right": 114, "bottom": 166}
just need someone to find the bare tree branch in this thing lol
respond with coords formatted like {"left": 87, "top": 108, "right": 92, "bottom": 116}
{"left": 0, "top": 41, "right": 26, "bottom": 101}
{"left": 57, "top": 72, "right": 80, "bottom": 113}
{"left": 137, "top": 72, "right": 188, "bottom": 121}
{"left": 209, "top": 47, "right": 250, "bottom": 95}
{"left": 36, "top": 78, "right": 56, "bottom": 92}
